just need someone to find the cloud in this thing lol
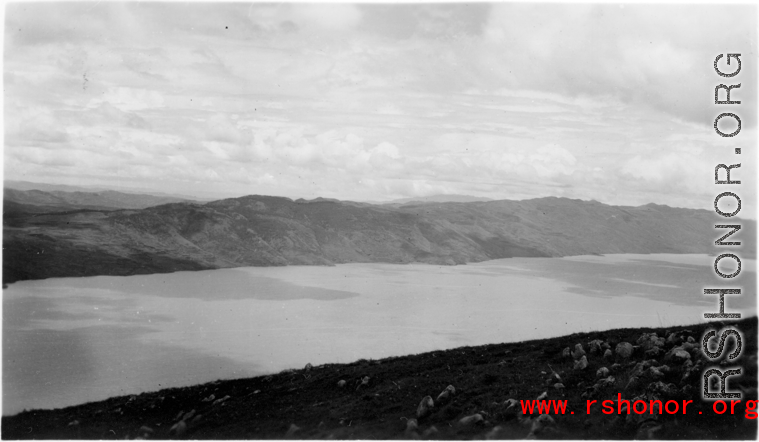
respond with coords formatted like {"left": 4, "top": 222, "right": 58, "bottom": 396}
{"left": 4, "top": 3, "right": 756, "bottom": 216}
{"left": 478, "top": 4, "right": 756, "bottom": 128}
{"left": 529, "top": 145, "right": 578, "bottom": 178}
{"left": 89, "top": 87, "right": 165, "bottom": 112}
{"left": 289, "top": 5, "right": 362, "bottom": 31}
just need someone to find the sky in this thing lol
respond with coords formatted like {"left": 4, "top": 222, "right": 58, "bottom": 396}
{"left": 4, "top": 2, "right": 758, "bottom": 216}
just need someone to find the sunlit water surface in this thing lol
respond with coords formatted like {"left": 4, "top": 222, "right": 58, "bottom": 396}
{"left": 3, "top": 254, "right": 755, "bottom": 415}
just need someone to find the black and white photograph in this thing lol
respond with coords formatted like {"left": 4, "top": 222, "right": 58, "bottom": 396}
{"left": 1, "top": 2, "right": 757, "bottom": 439}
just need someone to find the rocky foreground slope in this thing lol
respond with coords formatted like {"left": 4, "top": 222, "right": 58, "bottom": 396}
{"left": 2, "top": 317, "right": 756, "bottom": 440}
{"left": 4, "top": 194, "right": 754, "bottom": 284}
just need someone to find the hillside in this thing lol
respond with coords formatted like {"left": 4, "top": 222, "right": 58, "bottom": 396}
{"left": 3, "top": 194, "right": 755, "bottom": 284}
{"left": 2, "top": 317, "right": 756, "bottom": 439}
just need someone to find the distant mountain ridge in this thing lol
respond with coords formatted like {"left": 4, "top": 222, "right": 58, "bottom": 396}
{"left": 3, "top": 193, "right": 754, "bottom": 284}
{"left": 5, "top": 180, "right": 200, "bottom": 200}
{"left": 381, "top": 194, "right": 493, "bottom": 204}
{"left": 4, "top": 188, "right": 194, "bottom": 211}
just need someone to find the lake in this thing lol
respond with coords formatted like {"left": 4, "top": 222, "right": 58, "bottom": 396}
{"left": 3, "top": 254, "right": 755, "bottom": 415}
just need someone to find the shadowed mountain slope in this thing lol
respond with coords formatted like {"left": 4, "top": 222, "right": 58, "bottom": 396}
{"left": 3, "top": 194, "right": 754, "bottom": 284}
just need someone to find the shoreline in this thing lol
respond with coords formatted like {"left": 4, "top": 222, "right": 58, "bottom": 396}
{"left": 5, "top": 252, "right": 748, "bottom": 287}
{"left": 3, "top": 317, "right": 756, "bottom": 439}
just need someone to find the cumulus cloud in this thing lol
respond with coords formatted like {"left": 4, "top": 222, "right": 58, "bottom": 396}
{"left": 478, "top": 4, "right": 756, "bottom": 128}
{"left": 89, "top": 87, "right": 166, "bottom": 112}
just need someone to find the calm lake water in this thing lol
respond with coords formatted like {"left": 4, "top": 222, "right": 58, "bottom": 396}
{"left": 3, "top": 254, "right": 755, "bottom": 415}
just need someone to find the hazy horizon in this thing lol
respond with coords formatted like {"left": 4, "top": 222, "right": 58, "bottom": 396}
{"left": 7, "top": 177, "right": 757, "bottom": 217}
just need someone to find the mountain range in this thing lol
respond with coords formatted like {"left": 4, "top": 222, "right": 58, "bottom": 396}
{"left": 4, "top": 187, "right": 194, "bottom": 212}
{"left": 4, "top": 188, "right": 754, "bottom": 285}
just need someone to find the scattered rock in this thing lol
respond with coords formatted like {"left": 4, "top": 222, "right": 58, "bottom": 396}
{"left": 647, "top": 381, "right": 678, "bottom": 398}
{"left": 191, "top": 414, "right": 203, "bottom": 425}
{"left": 687, "top": 336, "right": 695, "bottom": 344}
{"left": 631, "top": 360, "right": 654, "bottom": 378}
{"left": 596, "top": 367, "right": 610, "bottom": 379}
{"left": 182, "top": 410, "right": 196, "bottom": 421}
{"left": 528, "top": 414, "right": 556, "bottom": 437}
{"left": 572, "top": 343, "right": 586, "bottom": 360}
{"left": 67, "top": 420, "right": 80, "bottom": 427}
{"left": 502, "top": 399, "right": 521, "bottom": 419}
{"left": 545, "top": 367, "right": 562, "bottom": 385}
{"left": 405, "top": 418, "right": 419, "bottom": 434}
{"left": 553, "top": 383, "right": 565, "bottom": 390}
{"left": 169, "top": 420, "right": 187, "bottom": 438}
{"left": 436, "top": 389, "right": 451, "bottom": 405}
{"left": 596, "top": 376, "right": 615, "bottom": 388}
{"left": 212, "top": 395, "right": 230, "bottom": 406}
{"left": 458, "top": 413, "right": 484, "bottom": 427}
{"left": 616, "top": 342, "right": 633, "bottom": 359}
{"left": 561, "top": 347, "right": 571, "bottom": 358}
{"left": 604, "top": 349, "right": 613, "bottom": 360}
{"left": 589, "top": 339, "right": 604, "bottom": 354}
{"left": 337, "top": 380, "right": 346, "bottom": 388}
{"left": 485, "top": 426, "right": 504, "bottom": 439}
{"left": 648, "top": 366, "right": 665, "bottom": 380}
{"left": 136, "top": 426, "right": 154, "bottom": 439}
{"left": 625, "top": 376, "right": 640, "bottom": 392}
{"left": 305, "top": 363, "right": 313, "bottom": 371}
{"left": 422, "top": 426, "right": 439, "bottom": 438}
{"left": 202, "top": 394, "right": 215, "bottom": 402}
{"left": 666, "top": 347, "right": 692, "bottom": 364}
{"left": 666, "top": 332, "right": 681, "bottom": 346}
{"left": 417, "top": 396, "right": 434, "bottom": 419}
{"left": 518, "top": 415, "right": 533, "bottom": 428}
{"left": 637, "top": 333, "right": 665, "bottom": 351}
{"left": 536, "top": 391, "right": 548, "bottom": 400}
{"left": 574, "top": 355, "right": 588, "bottom": 370}
{"left": 285, "top": 423, "right": 300, "bottom": 438}
{"left": 436, "top": 385, "right": 456, "bottom": 405}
